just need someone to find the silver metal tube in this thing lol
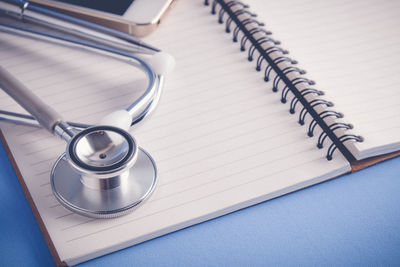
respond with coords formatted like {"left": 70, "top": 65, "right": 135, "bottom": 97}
{"left": 0, "top": 109, "right": 91, "bottom": 129}
{"left": 53, "top": 122, "right": 77, "bottom": 141}
{"left": 131, "top": 75, "right": 164, "bottom": 127}
{"left": 0, "top": 66, "right": 63, "bottom": 133}
{"left": 126, "top": 72, "right": 159, "bottom": 117}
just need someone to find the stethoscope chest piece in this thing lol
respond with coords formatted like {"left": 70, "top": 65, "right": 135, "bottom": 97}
{"left": 51, "top": 126, "right": 157, "bottom": 218}
{"left": 0, "top": 0, "right": 174, "bottom": 218}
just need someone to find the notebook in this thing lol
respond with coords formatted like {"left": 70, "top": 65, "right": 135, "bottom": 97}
{"left": 0, "top": 0, "right": 399, "bottom": 265}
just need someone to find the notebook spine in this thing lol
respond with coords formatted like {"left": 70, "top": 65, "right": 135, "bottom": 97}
{"left": 205, "top": 0, "right": 363, "bottom": 162}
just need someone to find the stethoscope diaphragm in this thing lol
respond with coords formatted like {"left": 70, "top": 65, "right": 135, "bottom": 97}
{"left": 51, "top": 147, "right": 157, "bottom": 219}
{"left": 50, "top": 125, "right": 157, "bottom": 219}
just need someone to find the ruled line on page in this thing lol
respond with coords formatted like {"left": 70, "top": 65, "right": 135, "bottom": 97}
{"left": 35, "top": 170, "right": 51, "bottom": 177}
{"left": 136, "top": 95, "right": 278, "bottom": 136}
{"left": 138, "top": 107, "right": 284, "bottom": 150}
{"left": 156, "top": 130, "right": 300, "bottom": 179}
{"left": 49, "top": 203, "right": 61, "bottom": 209}
{"left": 15, "top": 127, "right": 42, "bottom": 137}
{"left": 154, "top": 122, "right": 291, "bottom": 164}
{"left": 151, "top": 146, "right": 308, "bottom": 201}
{"left": 55, "top": 213, "right": 74, "bottom": 220}
{"left": 62, "top": 219, "right": 97, "bottom": 231}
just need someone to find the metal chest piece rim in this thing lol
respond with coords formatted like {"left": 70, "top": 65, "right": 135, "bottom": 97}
{"left": 50, "top": 147, "right": 157, "bottom": 219}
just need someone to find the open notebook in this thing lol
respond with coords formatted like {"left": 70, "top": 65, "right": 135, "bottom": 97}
{"left": 0, "top": 0, "right": 399, "bottom": 265}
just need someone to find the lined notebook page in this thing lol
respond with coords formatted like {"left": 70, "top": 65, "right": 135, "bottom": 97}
{"left": 245, "top": 0, "right": 400, "bottom": 159}
{"left": 0, "top": 1, "right": 350, "bottom": 265}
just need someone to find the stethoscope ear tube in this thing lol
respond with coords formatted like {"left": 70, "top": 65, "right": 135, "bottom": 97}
{"left": 0, "top": 66, "right": 63, "bottom": 133}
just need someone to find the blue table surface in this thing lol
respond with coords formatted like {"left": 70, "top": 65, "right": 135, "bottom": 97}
{"left": 0, "top": 138, "right": 399, "bottom": 266}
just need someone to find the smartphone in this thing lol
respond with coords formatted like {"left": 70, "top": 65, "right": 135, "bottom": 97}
{"left": 29, "top": 0, "right": 176, "bottom": 36}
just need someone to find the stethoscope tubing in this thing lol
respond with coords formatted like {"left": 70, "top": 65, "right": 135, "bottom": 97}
{"left": 0, "top": 0, "right": 164, "bottom": 218}
{"left": 0, "top": 75, "right": 164, "bottom": 129}
{"left": 0, "top": 2, "right": 164, "bottom": 130}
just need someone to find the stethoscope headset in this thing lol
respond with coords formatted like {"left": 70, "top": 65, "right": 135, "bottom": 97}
{"left": 0, "top": 0, "right": 175, "bottom": 218}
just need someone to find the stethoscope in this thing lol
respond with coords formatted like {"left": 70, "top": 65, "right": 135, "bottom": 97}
{"left": 0, "top": 0, "right": 175, "bottom": 218}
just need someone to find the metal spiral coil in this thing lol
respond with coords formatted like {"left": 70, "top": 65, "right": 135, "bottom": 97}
{"left": 204, "top": 0, "right": 363, "bottom": 161}
{"left": 326, "top": 135, "right": 363, "bottom": 160}
{"left": 317, "top": 122, "right": 353, "bottom": 149}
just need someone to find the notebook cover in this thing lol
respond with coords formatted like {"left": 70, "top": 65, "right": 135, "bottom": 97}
{"left": 350, "top": 151, "right": 400, "bottom": 172}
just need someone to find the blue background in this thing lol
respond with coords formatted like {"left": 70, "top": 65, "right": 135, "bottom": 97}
{"left": 0, "top": 140, "right": 399, "bottom": 266}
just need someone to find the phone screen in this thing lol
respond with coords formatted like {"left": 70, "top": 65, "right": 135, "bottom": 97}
{"left": 54, "top": 0, "right": 135, "bottom": 15}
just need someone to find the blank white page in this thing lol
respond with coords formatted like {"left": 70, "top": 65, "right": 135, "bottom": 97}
{"left": 0, "top": 1, "right": 350, "bottom": 265}
{"left": 245, "top": 0, "right": 400, "bottom": 159}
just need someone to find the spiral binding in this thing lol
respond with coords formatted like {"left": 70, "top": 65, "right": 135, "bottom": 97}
{"left": 204, "top": 0, "right": 363, "bottom": 161}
